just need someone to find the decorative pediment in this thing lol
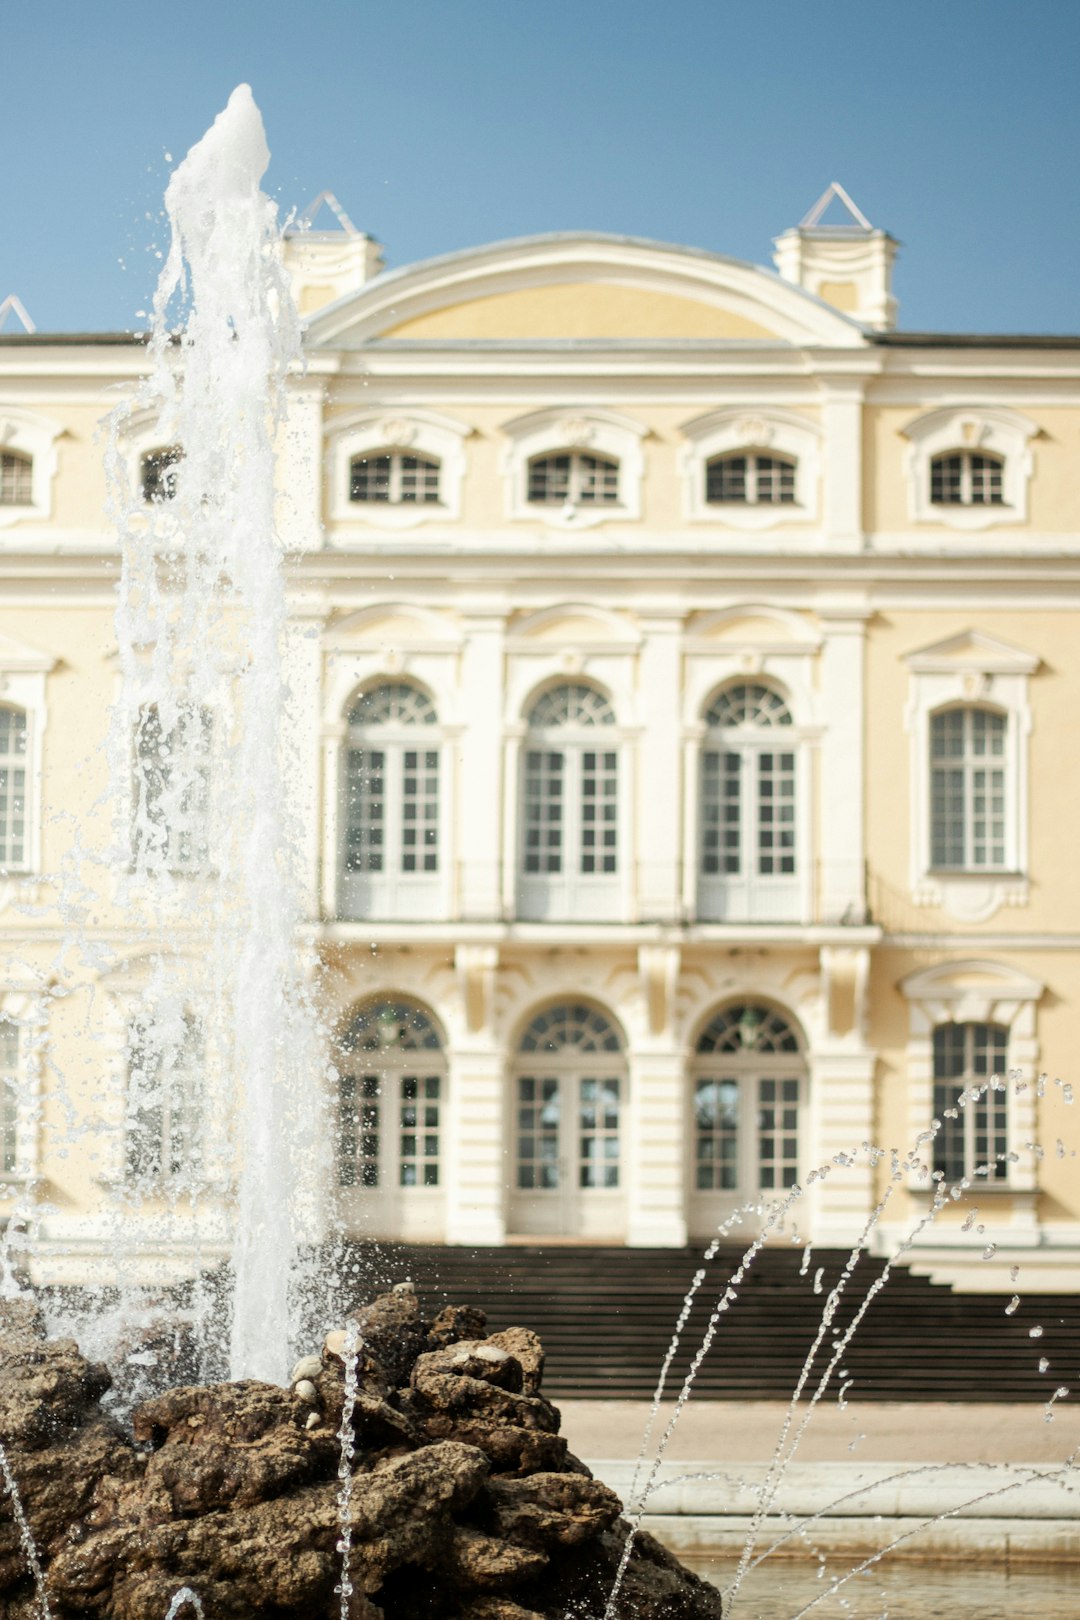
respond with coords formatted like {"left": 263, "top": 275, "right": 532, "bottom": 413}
{"left": 508, "top": 604, "right": 639, "bottom": 649}
{"left": 904, "top": 631, "right": 1039, "bottom": 676}
{"left": 900, "top": 959, "right": 1043, "bottom": 1027}
{"left": 303, "top": 233, "right": 869, "bottom": 350}
{"left": 686, "top": 605, "right": 820, "bottom": 654}
{"left": 325, "top": 604, "right": 462, "bottom": 653}
{"left": 0, "top": 632, "right": 56, "bottom": 675}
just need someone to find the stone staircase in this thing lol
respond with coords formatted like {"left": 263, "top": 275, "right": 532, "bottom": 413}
{"left": 344, "top": 1242, "right": 1080, "bottom": 1402}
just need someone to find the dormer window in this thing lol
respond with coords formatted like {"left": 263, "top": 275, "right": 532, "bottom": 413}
{"left": 930, "top": 451, "right": 1004, "bottom": 508}
{"left": 706, "top": 452, "right": 796, "bottom": 506}
{"left": 527, "top": 452, "right": 619, "bottom": 507}
{"left": 141, "top": 447, "right": 183, "bottom": 504}
{"left": 349, "top": 451, "right": 441, "bottom": 506}
{"left": 0, "top": 452, "right": 32, "bottom": 507}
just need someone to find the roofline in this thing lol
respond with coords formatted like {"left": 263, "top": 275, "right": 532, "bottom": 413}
{"left": 0, "top": 332, "right": 149, "bottom": 346}
{"left": 871, "top": 331, "right": 1080, "bottom": 349}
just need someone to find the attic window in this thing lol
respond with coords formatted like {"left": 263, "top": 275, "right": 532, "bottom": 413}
{"left": 350, "top": 451, "right": 441, "bottom": 505}
{"left": 930, "top": 451, "right": 1005, "bottom": 508}
{"left": 527, "top": 452, "right": 619, "bottom": 506}
{"left": 0, "top": 452, "right": 32, "bottom": 507}
{"left": 141, "top": 447, "right": 183, "bottom": 504}
{"left": 706, "top": 452, "right": 796, "bottom": 506}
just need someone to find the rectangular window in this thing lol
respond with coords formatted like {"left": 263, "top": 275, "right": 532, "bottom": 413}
{"left": 757, "top": 751, "right": 796, "bottom": 876}
{"left": 930, "top": 709, "right": 1007, "bottom": 871}
{"left": 399, "top": 1073, "right": 440, "bottom": 1187}
{"left": 0, "top": 708, "right": 28, "bottom": 869}
{"left": 579, "top": 1076, "right": 620, "bottom": 1188}
{"left": 523, "top": 750, "right": 563, "bottom": 875}
{"left": 758, "top": 1076, "right": 799, "bottom": 1190}
{"left": 580, "top": 750, "right": 618, "bottom": 875}
{"left": 401, "top": 749, "right": 439, "bottom": 874}
{"left": 694, "top": 1077, "right": 739, "bottom": 1191}
{"left": 517, "top": 1075, "right": 560, "bottom": 1189}
{"left": 932, "top": 1023, "right": 1009, "bottom": 1182}
{"left": 344, "top": 748, "right": 385, "bottom": 873}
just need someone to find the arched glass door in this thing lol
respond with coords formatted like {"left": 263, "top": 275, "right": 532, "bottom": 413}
{"left": 510, "top": 1002, "right": 626, "bottom": 1238}
{"left": 340, "top": 682, "right": 442, "bottom": 920}
{"left": 518, "top": 683, "right": 621, "bottom": 921}
{"left": 689, "top": 1002, "right": 804, "bottom": 1237}
{"left": 336, "top": 998, "right": 445, "bottom": 1239}
{"left": 698, "top": 682, "right": 800, "bottom": 922}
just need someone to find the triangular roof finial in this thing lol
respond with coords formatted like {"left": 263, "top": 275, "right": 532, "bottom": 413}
{"left": 799, "top": 182, "right": 874, "bottom": 232}
{"left": 0, "top": 294, "right": 35, "bottom": 335}
{"left": 291, "top": 191, "right": 360, "bottom": 238}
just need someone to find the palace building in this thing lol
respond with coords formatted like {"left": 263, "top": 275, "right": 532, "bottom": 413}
{"left": 1, "top": 184, "right": 1079, "bottom": 1290}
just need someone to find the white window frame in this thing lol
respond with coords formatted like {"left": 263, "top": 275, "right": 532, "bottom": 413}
{"left": 899, "top": 961, "right": 1041, "bottom": 1201}
{"left": 901, "top": 407, "right": 1037, "bottom": 531}
{"left": 325, "top": 409, "right": 471, "bottom": 531}
{"left": 679, "top": 409, "right": 821, "bottom": 529}
{"left": 0, "top": 410, "right": 62, "bottom": 530}
{"left": 0, "top": 634, "right": 54, "bottom": 880}
{"left": 517, "top": 683, "right": 626, "bottom": 922}
{"left": 696, "top": 681, "right": 806, "bottom": 924}
{"left": 499, "top": 408, "right": 646, "bottom": 530}
{"left": 0, "top": 990, "right": 46, "bottom": 1186}
{"left": 338, "top": 681, "right": 447, "bottom": 921}
{"left": 905, "top": 633, "right": 1037, "bottom": 919}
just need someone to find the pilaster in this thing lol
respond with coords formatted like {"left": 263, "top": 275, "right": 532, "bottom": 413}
{"left": 635, "top": 614, "right": 683, "bottom": 922}
{"left": 457, "top": 611, "right": 506, "bottom": 919}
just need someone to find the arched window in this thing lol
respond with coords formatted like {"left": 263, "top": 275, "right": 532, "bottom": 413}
{"left": 340, "top": 682, "right": 442, "bottom": 920}
{"left": 527, "top": 452, "right": 619, "bottom": 507}
{"left": 0, "top": 1017, "right": 19, "bottom": 1175}
{"left": 698, "top": 682, "right": 799, "bottom": 922}
{"left": 336, "top": 999, "right": 443, "bottom": 1194}
{"left": 932, "top": 1022, "right": 1009, "bottom": 1182}
{"left": 140, "top": 446, "right": 183, "bottom": 503}
{"left": 0, "top": 706, "right": 28, "bottom": 870}
{"left": 511, "top": 1003, "right": 626, "bottom": 1237}
{"left": 930, "top": 706, "right": 1008, "bottom": 871}
{"left": 132, "top": 703, "right": 213, "bottom": 874}
{"left": 691, "top": 1004, "right": 803, "bottom": 1222}
{"left": 0, "top": 452, "right": 32, "bottom": 507}
{"left": 349, "top": 451, "right": 441, "bottom": 505}
{"left": 930, "top": 451, "right": 1004, "bottom": 508}
{"left": 125, "top": 1010, "right": 204, "bottom": 1183}
{"left": 519, "top": 682, "right": 621, "bottom": 922}
{"left": 705, "top": 452, "right": 796, "bottom": 506}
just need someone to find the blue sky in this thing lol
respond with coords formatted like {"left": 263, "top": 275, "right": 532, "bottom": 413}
{"left": 4, "top": 0, "right": 1080, "bottom": 334}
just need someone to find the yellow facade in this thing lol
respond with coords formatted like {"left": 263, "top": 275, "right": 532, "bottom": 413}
{"left": 2, "top": 210, "right": 1080, "bottom": 1288}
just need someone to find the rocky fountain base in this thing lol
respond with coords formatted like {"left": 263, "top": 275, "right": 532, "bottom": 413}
{"left": 0, "top": 1289, "right": 723, "bottom": 1619}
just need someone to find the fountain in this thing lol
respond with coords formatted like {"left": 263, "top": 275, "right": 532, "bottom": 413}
{"left": 0, "top": 84, "right": 1077, "bottom": 1620}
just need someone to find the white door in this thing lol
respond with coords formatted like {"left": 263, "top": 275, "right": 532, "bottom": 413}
{"left": 687, "top": 1003, "right": 804, "bottom": 1239}
{"left": 336, "top": 1000, "right": 446, "bottom": 1241}
{"left": 509, "top": 1002, "right": 626, "bottom": 1238}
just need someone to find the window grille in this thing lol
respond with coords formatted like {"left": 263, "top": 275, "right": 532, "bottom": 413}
{"left": 133, "top": 704, "right": 213, "bottom": 873}
{"left": 337, "top": 1000, "right": 443, "bottom": 1189}
{"left": 527, "top": 452, "right": 619, "bottom": 506}
{"left": 0, "top": 707, "right": 28, "bottom": 868}
{"left": 0, "top": 453, "right": 32, "bottom": 506}
{"left": 696, "top": 1004, "right": 800, "bottom": 1056}
{"left": 343, "top": 684, "right": 440, "bottom": 900}
{"left": 700, "top": 685, "right": 797, "bottom": 907}
{"left": 141, "top": 447, "right": 183, "bottom": 503}
{"left": 125, "top": 1012, "right": 204, "bottom": 1181}
{"left": 526, "top": 683, "right": 616, "bottom": 730}
{"left": 349, "top": 451, "right": 441, "bottom": 505}
{"left": 930, "top": 707, "right": 1007, "bottom": 870}
{"left": 694, "top": 1078, "right": 739, "bottom": 1191}
{"left": 706, "top": 452, "right": 796, "bottom": 506}
{"left": 932, "top": 1023, "right": 1009, "bottom": 1182}
{"left": 706, "top": 683, "right": 793, "bottom": 729}
{"left": 692, "top": 1005, "right": 802, "bottom": 1196}
{"left": 520, "top": 685, "right": 620, "bottom": 915}
{"left": 515, "top": 1004, "right": 624, "bottom": 1194}
{"left": 519, "top": 1002, "right": 623, "bottom": 1055}
{"left": 930, "top": 451, "right": 1005, "bottom": 507}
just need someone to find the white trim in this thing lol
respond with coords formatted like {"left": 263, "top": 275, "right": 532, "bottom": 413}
{"left": 498, "top": 407, "right": 647, "bottom": 529}
{"left": 0, "top": 987, "right": 47, "bottom": 1185}
{"left": 903, "top": 631, "right": 1037, "bottom": 919}
{"left": 900, "top": 407, "right": 1039, "bottom": 531}
{"left": 0, "top": 635, "right": 55, "bottom": 878}
{"left": 324, "top": 407, "right": 471, "bottom": 532}
{"left": 0, "top": 408, "right": 63, "bottom": 529}
{"left": 678, "top": 408, "right": 821, "bottom": 529}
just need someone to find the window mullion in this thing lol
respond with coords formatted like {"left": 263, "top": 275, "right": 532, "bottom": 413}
{"left": 386, "top": 741, "right": 404, "bottom": 877}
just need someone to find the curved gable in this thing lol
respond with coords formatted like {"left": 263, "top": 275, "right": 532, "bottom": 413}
{"left": 305, "top": 233, "right": 868, "bottom": 350}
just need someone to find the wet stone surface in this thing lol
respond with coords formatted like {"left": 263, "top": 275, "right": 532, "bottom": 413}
{"left": 0, "top": 1290, "right": 724, "bottom": 1620}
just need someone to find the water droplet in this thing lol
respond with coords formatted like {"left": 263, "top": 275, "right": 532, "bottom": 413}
{"left": 1029, "top": 1325, "right": 1044, "bottom": 1339}
{"left": 1005, "top": 1295, "right": 1020, "bottom": 1315}
{"left": 982, "top": 1243, "right": 996, "bottom": 1260}
{"left": 1039, "top": 1357, "right": 1050, "bottom": 1373}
